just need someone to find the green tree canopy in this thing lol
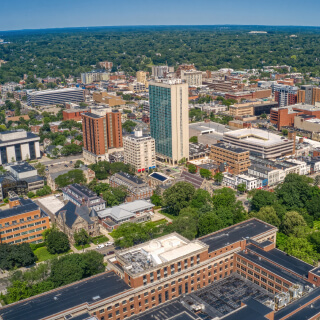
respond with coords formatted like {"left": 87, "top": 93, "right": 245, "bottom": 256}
{"left": 46, "top": 230, "right": 70, "bottom": 254}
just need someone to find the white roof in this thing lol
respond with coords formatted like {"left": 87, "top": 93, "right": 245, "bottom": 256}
{"left": 37, "top": 195, "right": 65, "bottom": 214}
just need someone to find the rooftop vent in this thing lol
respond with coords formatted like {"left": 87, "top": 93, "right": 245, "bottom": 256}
{"left": 92, "top": 295, "right": 101, "bottom": 301}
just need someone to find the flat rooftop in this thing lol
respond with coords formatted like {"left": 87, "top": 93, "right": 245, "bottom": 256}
{"left": 28, "top": 88, "right": 84, "bottom": 96}
{"left": 189, "top": 121, "right": 230, "bottom": 134}
{"left": 274, "top": 287, "right": 320, "bottom": 320}
{"left": 0, "top": 199, "right": 39, "bottom": 219}
{"left": 119, "top": 234, "right": 206, "bottom": 274}
{"left": 9, "top": 162, "right": 36, "bottom": 173}
{"left": 237, "top": 249, "right": 310, "bottom": 287}
{"left": 129, "top": 299, "right": 199, "bottom": 320}
{"left": 0, "top": 272, "right": 131, "bottom": 320}
{"left": 213, "top": 142, "right": 249, "bottom": 154}
{"left": 273, "top": 103, "right": 320, "bottom": 113}
{"left": 248, "top": 245, "right": 313, "bottom": 279}
{"left": 223, "top": 128, "right": 292, "bottom": 148}
{"left": 200, "top": 219, "right": 276, "bottom": 252}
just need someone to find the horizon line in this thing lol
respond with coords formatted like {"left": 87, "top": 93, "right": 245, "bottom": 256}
{"left": 1, "top": 24, "right": 320, "bottom": 34}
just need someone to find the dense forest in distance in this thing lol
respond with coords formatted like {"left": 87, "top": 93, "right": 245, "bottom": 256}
{"left": 1, "top": 25, "right": 320, "bottom": 83}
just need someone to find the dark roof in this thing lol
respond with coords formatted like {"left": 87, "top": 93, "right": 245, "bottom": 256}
{"left": 281, "top": 297, "right": 320, "bottom": 320}
{"left": 10, "top": 162, "right": 35, "bottom": 173}
{"left": 237, "top": 250, "right": 310, "bottom": 286}
{"left": 214, "top": 143, "right": 249, "bottom": 154}
{"left": 200, "top": 219, "right": 276, "bottom": 252}
{"left": 69, "top": 312, "right": 96, "bottom": 320}
{"left": 129, "top": 299, "right": 199, "bottom": 320}
{"left": 275, "top": 287, "right": 320, "bottom": 320}
{"left": 149, "top": 172, "right": 169, "bottom": 182}
{"left": 0, "top": 272, "right": 131, "bottom": 320}
{"left": 55, "top": 201, "right": 94, "bottom": 228}
{"left": 248, "top": 245, "right": 313, "bottom": 278}
{"left": 0, "top": 199, "right": 39, "bottom": 220}
{"left": 116, "top": 172, "right": 145, "bottom": 185}
{"left": 24, "top": 175, "right": 44, "bottom": 183}
{"left": 222, "top": 298, "right": 272, "bottom": 320}
{"left": 180, "top": 171, "right": 204, "bottom": 189}
{"left": 83, "top": 112, "right": 102, "bottom": 119}
{"left": 68, "top": 183, "right": 98, "bottom": 198}
{"left": 0, "top": 131, "right": 39, "bottom": 145}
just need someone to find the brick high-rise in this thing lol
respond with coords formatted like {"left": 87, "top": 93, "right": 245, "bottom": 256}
{"left": 82, "top": 106, "right": 123, "bottom": 163}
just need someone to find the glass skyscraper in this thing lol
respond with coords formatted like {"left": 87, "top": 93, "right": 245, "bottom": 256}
{"left": 149, "top": 80, "right": 189, "bottom": 165}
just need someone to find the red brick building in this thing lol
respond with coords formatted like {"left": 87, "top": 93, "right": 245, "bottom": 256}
{"left": 270, "top": 103, "right": 320, "bottom": 130}
{"left": 63, "top": 109, "right": 88, "bottom": 121}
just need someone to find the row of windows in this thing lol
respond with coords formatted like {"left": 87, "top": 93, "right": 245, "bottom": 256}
{"left": 0, "top": 220, "right": 47, "bottom": 233}
{"left": 0, "top": 216, "right": 44, "bottom": 228}
{"left": 1, "top": 227, "right": 46, "bottom": 240}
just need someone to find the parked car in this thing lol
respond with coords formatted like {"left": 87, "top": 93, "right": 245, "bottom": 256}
{"left": 107, "top": 241, "right": 114, "bottom": 246}
{"left": 97, "top": 244, "right": 105, "bottom": 249}
{"left": 106, "top": 251, "right": 115, "bottom": 255}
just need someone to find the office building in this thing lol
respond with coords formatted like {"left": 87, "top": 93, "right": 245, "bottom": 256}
{"left": 229, "top": 101, "right": 278, "bottom": 117}
{"left": 62, "top": 183, "right": 106, "bottom": 211}
{"left": 82, "top": 107, "right": 123, "bottom": 163}
{"left": 297, "top": 85, "right": 320, "bottom": 105}
{"left": 62, "top": 108, "right": 88, "bottom": 121}
{"left": 176, "top": 64, "right": 196, "bottom": 77}
{"left": 81, "top": 71, "right": 110, "bottom": 84}
{"left": 272, "top": 84, "right": 298, "bottom": 107}
{"left": 128, "top": 82, "right": 146, "bottom": 93}
{"left": 149, "top": 80, "right": 189, "bottom": 165}
{"left": 3, "top": 218, "right": 320, "bottom": 320}
{"left": 109, "top": 172, "right": 153, "bottom": 202}
{"left": 210, "top": 143, "right": 251, "bottom": 174}
{"left": 27, "top": 88, "right": 85, "bottom": 106}
{"left": 92, "top": 91, "right": 125, "bottom": 106}
{"left": 223, "top": 128, "right": 295, "bottom": 159}
{"left": 270, "top": 103, "right": 320, "bottom": 130}
{"left": 0, "top": 130, "right": 40, "bottom": 165}
{"left": 123, "top": 128, "right": 156, "bottom": 173}
{"left": 0, "top": 195, "right": 50, "bottom": 244}
{"left": 181, "top": 70, "right": 202, "bottom": 87}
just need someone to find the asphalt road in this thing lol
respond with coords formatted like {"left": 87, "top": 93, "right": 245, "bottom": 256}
{"left": 39, "top": 155, "right": 84, "bottom": 165}
{"left": 94, "top": 244, "right": 115, "bottom": 256}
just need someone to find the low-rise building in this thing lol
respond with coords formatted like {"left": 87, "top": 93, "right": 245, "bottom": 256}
{"left": 223, "top": 172, "right": 263, "bottom": 190}
{"left": 97, "top": 200, "right": 154, "bottom": 231}
{"left": 55, "top": 201, "right": 100, "bottom": 241}
{"left": 147, "top": 172, "right": 173, "bottom": 189}
{"left": 62, "top": 183, "right": 106, "bottom": 211}
{"left": 0, "top": 195, "right": 50, "bottom": 244}
{"left": 109, "top": 172, "right": 153, "bottom": 202}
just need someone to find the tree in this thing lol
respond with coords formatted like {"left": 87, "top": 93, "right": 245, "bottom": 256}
{"left": 214, "top": 172, "right": 223, "bottom": 185}
{"left": 189, "top": 136, "right": 198, "bottom": 143}
{"left": 188, "top": 164, "right": 197, "bottom": 174}
{"left": 74, "top": 229, "right": 91, "bottom": 248}
{"left": 308, "top": 232, "right": 320, "bottom": 253}
{"left": 198, "top": 212, "right": 224, "bottom": 236}
{"left": 282, "top": 129, "right": 288, "bottom": 136}
{"left": 283, "top": 237, "right": 319, "bottom": 265}
{"left": 55, "top": 169, "right": 86, "bottom": 188}
{"left": 250, "top": 190, "right": 277, "bottom": 212}
{"left": 237, "top": 183, "right": 247, "bottom": 194}
{"left": 74, "top": 160, "right": 84, "bottom": 168}
{"left": 163, "top": 182, "right": 195, "bottom": 216}
{"left": 249, "top": 206, "right": 281, "bottom": 228}
{"left": 260, "top": 113, "right": 267, "bottom": 119}
{"left": 46, "top": 230, "right": 70, "bottom": 254}
{"left": 6, "top": 280, "right": 31, "bottom": 304}
{"left": 34, "top": 162, "right": 46, "bottom": 176}
{"left": 27, "top": 191, "right": 36, "bottom": 198}
{"left": 150, "top": 193, "right": 163, "bottom": 206}
{"left": 122, "top": 120, "right": 137, "bottom": 133}
{"left": 199, "top": 168, "right": 212, "bottom": 179}
{"left": 190, "top": 189, "right": 211, "bottom": 209}
{"left": 281, "top": 211, "right": 307, "bottom": 236}
{"left": 36, "top": 185, "right": 52, "bottom": 197}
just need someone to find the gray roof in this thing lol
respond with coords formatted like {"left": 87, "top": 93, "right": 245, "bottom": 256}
{"left": 9, "top": 162, "right": 35, "bottom": 173}
{"left": 0, "top": 198, "right": 39, "bottom": 219}
{"left": 55, "top": 201, "right": 94, "bottom": 228}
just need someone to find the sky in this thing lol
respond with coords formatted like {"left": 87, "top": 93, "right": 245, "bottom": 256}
{"left": 1, "top": 0, "right": 320, "bottom": 31}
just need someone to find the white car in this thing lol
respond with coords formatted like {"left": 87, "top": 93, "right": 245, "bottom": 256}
{"left": 107, "top": 241, "right": 114, "bottom": 246}
{"left": 97, "top": 244, "right": 105, "bottom": 249}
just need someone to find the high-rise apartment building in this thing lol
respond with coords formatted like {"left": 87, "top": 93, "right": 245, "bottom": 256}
{"left": 272, "top": 84, "right": 298, "bottom": 107}
{"left": 181, "top": 70, "right": 203, "bottom": 87}
{"left": 136, "top": 71, "right": 147, "bottom": 86}
{"left": 297, "top": 85, "right": 320, "bottom": 105}
{"left": 151, "top": 65, "right": 174, "bottom": 78}
{"left": 80, "top": 71, "right": 110, "bottom": 84}
{"left": 149, "top": 80, "right": 189, "bottom": 164}
{"left": 123, "top": 128, "right": 156, "bottom": 173}
{"left": 82, "top": 106, "right": 122, "bottom": 163}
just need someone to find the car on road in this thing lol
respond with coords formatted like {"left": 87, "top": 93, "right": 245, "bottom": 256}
{"left": 97, "top": 244, "right": 105, "bottom": 249}
{"left": 106, "top": 251, "right": 115, "bottom": 255}
{"left": 107, "top": 241, "right": 114, "bottom": 246}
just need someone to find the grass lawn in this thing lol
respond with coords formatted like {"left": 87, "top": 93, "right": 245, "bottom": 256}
{"left": 34, "top": 247, "right": 73, "bottom": 262}
{"left": 74, "top": 243, "right": 91, "bottom": 250}
{"left": 91, "top": 235, "right": 109, "bottom": 245}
